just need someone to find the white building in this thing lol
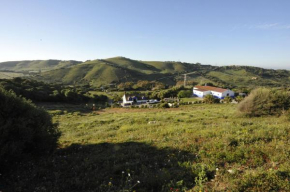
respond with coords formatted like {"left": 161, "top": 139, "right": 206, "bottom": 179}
{"left": 122, "top": 93, "right": 148, "bottom": 107}
{"left": 193, "top": 88, "right": 212, "bottom": 98}
{"left": 122, "top": 94, "right": 134, "bottom": 106}
{"left": 193, "top": 86, "right": 235, "bottom": 99}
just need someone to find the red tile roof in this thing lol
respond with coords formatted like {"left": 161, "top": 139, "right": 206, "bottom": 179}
{"left": 194, "top": 88, "right": 210, "bottom": 92}
{"left": 194, "top": 86, "right": 228, "bottom": 93}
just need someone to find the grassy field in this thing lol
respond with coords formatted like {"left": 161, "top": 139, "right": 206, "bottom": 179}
{"left": 2, "top": 104, "right": 290, "bottom": 191}
{"left": 90, "top": 90, "right": 124, "bottom": 99}
{"left": 180, "top": 97, "right": 201, "bottom": 102}
{"left": 89, "top": 90, "right": 152, "bottom": 100}
{"left": 0, "top": 72, "right": 26, "bottom": 79}
{"left": 0, "top": 60, "right": 81, "bottom": 72}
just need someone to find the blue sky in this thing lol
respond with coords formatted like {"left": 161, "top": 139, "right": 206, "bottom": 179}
{"left": 0, "top": 0, "right": 290, "bottom": 69}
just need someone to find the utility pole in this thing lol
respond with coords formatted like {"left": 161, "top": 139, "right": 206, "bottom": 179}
{"left": 183, "top": 74, "right": 187, "bottom": 87}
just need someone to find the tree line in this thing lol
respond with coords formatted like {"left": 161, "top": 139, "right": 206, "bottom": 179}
{"left": 0, "top": 78, "right": 108, "bottom": 103}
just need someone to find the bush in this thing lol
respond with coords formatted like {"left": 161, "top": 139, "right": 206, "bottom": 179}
{"left": 0, "top": 89, "right": 60, "bottom": 170}
{"left": 235, "top": 95, "right": 244, "bottom": 103}
{"left": 159, "top": 103, "right": 170, "bottom": 108}
{"left": 0, "top": 78, "right": 108, "bottom": 103}
{"left": 177, "top": 90, "right": 192, "bottom": 98}
{"left": 238, "top": 88, "right": 290, "bottom": 116}
{"left": 203, "top": 95, "right": 220, "bottom": 104}
{"left": 223, "top": 96, "right": 233, "bottom": 103}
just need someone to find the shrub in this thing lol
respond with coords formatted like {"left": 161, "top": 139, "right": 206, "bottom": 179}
{"left": 223, "top": 96, "right": 233, "bottom": 103}
{"left": 0, "top": 89, "right": 60, "bottom": 170}
{"left": 177, "top": 90, "right": 192, "bottom": 98}
{"left": 203, "top": 95, "right": 220, "bottom": 104}
{"left": 159, "top": 103, "right": 170, "bottom": 108}
{"left": 235, "top": 95, "right": 244, "bottom": 103}
{"left": 238, "top": 88, "right": 290, "bottom": 116}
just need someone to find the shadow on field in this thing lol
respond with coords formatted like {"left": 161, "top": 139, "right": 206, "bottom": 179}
{"left": 2, "top": 142, "right": 199, "bottom": 192}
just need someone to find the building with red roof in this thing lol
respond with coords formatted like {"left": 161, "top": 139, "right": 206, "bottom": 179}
{"left": 193, "top": 85, "right": 235, "bottom": 99}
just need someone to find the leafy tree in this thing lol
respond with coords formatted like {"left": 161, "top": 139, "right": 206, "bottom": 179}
{"left": 152, "top": 81, "right": 165, "bottom": 90}
{"left": 112, "top": 94, "right": 122, "bottom": 103}
{"left": 0, "top": 78, "right": 107, "bottom": 103}
{"left": 117, "top": 82, "right": 134, "bottom": 90}
{"left": 177, "top": 90, "right": 192, "bottom": 98}
{"left": 133, "top": 80, "right": 152, "bottom": 90}
{"left": 203, "top": 95, "right": 220, "bottom": 104}
{"left": 151, "top": 86, "right": 182, "bottom": 99}
{"left": 0, "top": 88, "right": 60, "bottom": 170}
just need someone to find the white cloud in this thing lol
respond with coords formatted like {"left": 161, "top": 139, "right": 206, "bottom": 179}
{"left": 255, "top": 23, "right": 279, "bottom": 29}
{"left": 253, "top": 23, "right": 290, "bottom": 30}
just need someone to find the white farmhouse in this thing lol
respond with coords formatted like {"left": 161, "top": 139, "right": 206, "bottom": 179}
{"left": 122, "top": 93, "right": 148, "bottom": 107}
{"left": 193, "top": 86, "right": 235, "bottom": 99}
{"left": 192, "top": 87, "right": 212, "bottom": 98}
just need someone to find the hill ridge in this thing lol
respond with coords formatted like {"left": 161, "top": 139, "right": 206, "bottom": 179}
{"left": 1, "top": 57, "right": 289, "bottom": 88}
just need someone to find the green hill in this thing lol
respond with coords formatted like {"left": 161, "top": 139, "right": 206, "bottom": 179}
{"left": 2, "top": 57, "right": 290, "bottom": 88}
{"left": 0, "top": 60, "right": 82, "bottom": 72}
{"left": 34, "top": 57, "right": 214, "bottom": 87}
{"left": 205, "top": 66, "right": 290, "bottom": 88}
{"left": 35, "top": 57, "right": 290, "bottom": 88}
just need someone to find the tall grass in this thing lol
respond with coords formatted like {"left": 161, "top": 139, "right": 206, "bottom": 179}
{"left": 2, "top": 104, "right": 290, "bottom": 191}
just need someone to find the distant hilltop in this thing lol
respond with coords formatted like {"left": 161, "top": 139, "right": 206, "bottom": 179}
{"left": 1, "top": 57, "right": 290, "bottom": 88}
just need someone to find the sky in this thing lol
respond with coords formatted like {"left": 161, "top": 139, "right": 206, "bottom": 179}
{"left": 0, "top": 0, "right": 290, "bottom": 69}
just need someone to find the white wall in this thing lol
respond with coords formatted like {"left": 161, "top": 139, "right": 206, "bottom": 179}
{"left": 193, "top": 90, "right": 204, "bottom": 97}
{"left": 211, "top": 91, "right": 222, "bottom": 98}
{"left": 193, "top": 90, "right": 211, "bottom": 97}
{"left": 193, "top": 87, "right": 235, "bottom": 98}
{"left": 221, "top": 90, "right": 235, "bottom": 98}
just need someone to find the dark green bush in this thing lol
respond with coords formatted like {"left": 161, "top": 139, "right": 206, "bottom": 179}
{"left": 238, "top": 88, "right": 290, "bottom": 116}
{"left": 0, "top": 78, "right": 108, "bottom": 103}
{"left": 223, "top": 96, "right": 233, "bottom": 103}
{"left": 203, "top": 95, "right": 220, "bottom": 104}
{"left": 0, "top": 88, "right": 60, "bottom": 170}
{"left": 177, "top": 90, "right": 192, "bottom": 98}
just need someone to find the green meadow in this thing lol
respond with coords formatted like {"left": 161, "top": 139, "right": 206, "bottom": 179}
{"left": 0, "top": 72, "right": 25, "bottom": 79}
{"left": 3, "top": 104, "right": 290, "bottom": 191}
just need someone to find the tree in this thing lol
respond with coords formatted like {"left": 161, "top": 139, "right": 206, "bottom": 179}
{"left": 117, "top": 82, "right": 134, "bottom": 90}
{"left": 177, "top": 90, "right": 192, "bottom": 98}
{"left": 203, "top": 95, "right": 220, "bottom": 104}
{"left": 152, "top": 81, "right": 165, "bottom": 90}
{"left": 0, "top": 88, "right": 60, "bottom": 170}
{"left": 134, "top": 81, "right": 152, "bottom": 90}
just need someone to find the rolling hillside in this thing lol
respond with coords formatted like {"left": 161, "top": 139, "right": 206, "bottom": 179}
{"left": 2, "top": 57, "right": 290, "bottom": 88}
{"left": 34, "top": 57, "right": 214, "bottom": 87}
{"left": 0, "top": 60, "right": 82, "bottom": 72}
{"left": 205, "top": 66, "right": 290, "bottom": 88}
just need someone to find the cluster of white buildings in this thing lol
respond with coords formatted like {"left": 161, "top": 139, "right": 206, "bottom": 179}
{"left": 122, "top": 94, "right": 147, "bottom": 106}
{"left": 193, "top": 85, "right": 235, "bottom": 99}
{"left": 121, "top": 94, "right": 159, "bottom": 107}
{"left": 120, "top": 85, "right": 235, "bottom": 107}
